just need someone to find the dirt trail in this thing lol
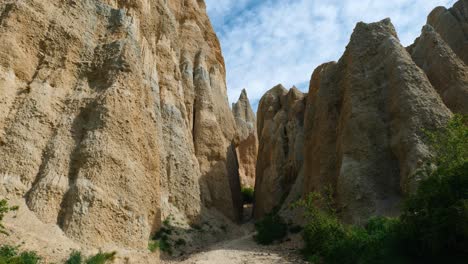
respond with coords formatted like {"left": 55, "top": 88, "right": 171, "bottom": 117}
{"left": 162, "top": 232, "right": 307, "bottom": 264}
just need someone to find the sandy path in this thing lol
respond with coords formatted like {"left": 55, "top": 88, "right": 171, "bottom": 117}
{"left": 162, "top": 233, "right": 307, "bottom": 264}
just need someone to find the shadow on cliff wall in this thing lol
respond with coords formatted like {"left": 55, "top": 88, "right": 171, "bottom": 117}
{"left": 156, "top": 144, "right": 246, "bottom": 260}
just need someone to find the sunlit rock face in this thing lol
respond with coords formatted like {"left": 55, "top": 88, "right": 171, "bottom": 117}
{"left": 254, "top": 17, "right": 457, "bottom": 223}
{"left": 0, "top": 0, "right": 241, "bottom": 249}
{"left": 232, "top": 89, "right": 258, "bottom": 189}
{"left": 253, "top": 85, "right": 306, "bottom": 219}
{"left": 301, "top": 19, "right": 452, "bottom": 224}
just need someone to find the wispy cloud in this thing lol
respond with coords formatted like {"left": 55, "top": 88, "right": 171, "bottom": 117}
{"left": 205, "top": 0, "right": 456, "bottom": 109}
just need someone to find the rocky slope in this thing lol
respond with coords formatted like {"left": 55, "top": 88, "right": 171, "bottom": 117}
{"left": 232, "top": 89, "right": 258, "bottom": 188}
{"left": 0, "top": 0, "right": 241, "bottom": 253}
{"left": 255, "top": 1, "right": 468, "bottom": 222}
{"left": 253, "top": 85, "right": 306, "bottom": 219}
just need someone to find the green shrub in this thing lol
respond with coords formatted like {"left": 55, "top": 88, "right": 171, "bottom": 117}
{"left": 147, "top": 241, "right": 158, "bottom": 253}
{"left": 398, "top": 114, "right": 468, "bottom": 261}
{"left": 298, "top": 193, "right": 406, "bottom": 264}
{"left": 424, "top": 114, "right": 467, "bottom": 170}
{"left": 241, "top": 187, "right": 254, "bottom": 204}
{"left": 65, "top": 251, "right": 83, "bottom": 264}
{"left": 288, "top": 225, "right": 302, "bottom": 234}
{"left": 85, "top": 251, "right": 116, "bottom": 264}
{"left": 400, "top": 162, "right": 468, "bottom": 261}
{"left": 0, "top": 245, "right": 18, "bottom": 259}
{"left": 254, "top": 212, "right": 287, "bottom": 245}
{"left": 0, "top": 200, "right": 19, "bottom": 235}
{"left": 297, "top": 115, "right": 468, "bottom": 263}
{"left": 16, "top": 251, "right": 41, "bottom": 264}
{"left": 175, "top": 238, "right": 186, "bottom": 246}
{"left": 0, "top": 246, "right": 41, "bottom": 264}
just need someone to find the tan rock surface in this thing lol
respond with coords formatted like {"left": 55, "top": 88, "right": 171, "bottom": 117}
{"left": 0, "top": 0, "right": 241, "bottom": 254}
{"left": 408, "top": 26, "right": 468, "bottom": 114}
{"left": 254, "top": 85, "right": 306, "bottom": 219}
{"left": 232, "top": 89, "right": 258, "bottom": 188}
{"left": 302, "top": 19, "right": 452, "bottom": 223}
{"left": 427, "top": 0, "right": 468, "bottom": 64}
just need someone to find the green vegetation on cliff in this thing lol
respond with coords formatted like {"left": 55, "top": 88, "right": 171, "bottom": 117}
{"left": 296, "top": 115, "right": 468, "bottom": 263}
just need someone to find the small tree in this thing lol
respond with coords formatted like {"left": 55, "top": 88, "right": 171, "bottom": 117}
{"left": 425, "top": 114, "right": 467, "bottom": 170}
{"left": 0, "top": 199, "right": 18, "bottom": 235}
{"left": 400, "top": 115, "right": 468, "bottom": 260}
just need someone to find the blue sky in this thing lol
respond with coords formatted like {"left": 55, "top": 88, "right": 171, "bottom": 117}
{"left": 204, "top": 0, "right": 457, "bottom": 110}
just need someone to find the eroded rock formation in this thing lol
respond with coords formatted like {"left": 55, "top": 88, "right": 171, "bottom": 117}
{"left": 232, "top": 89, "right": 258, "bottom": 188}
{"left": 0, "top": 0, "right": 241, "bottom": 251}
{"left": 408, "top": 26, "right": 468, "bottom": 114}
{"left": 302, "top": 19, "right": 453, "bottom": 223}
{"left": 254, "top": 0, "right": 468, "bottom": 223}
{"left": 254, "top": 85, "right": 306, "bottom": 219}
{"left": 427, "top": 0, "right": 468, "bottom": 65}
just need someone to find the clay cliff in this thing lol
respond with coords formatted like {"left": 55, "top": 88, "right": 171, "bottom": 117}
{"left": 232, "top": 89, "right": 258, "bottom": 188}
{"left": 426, "top": 0, "right": 468, "bottom": 65}
{"left": 302, "top": 19, "right": 452, "bottom": 223}
{"left": 0, "top": 0, "right": 241, "bottom": 252}
{"left": 255, "top": 2, "right": 468, "bottom": 223}
{"left": 1, "top": 0, "right": 467, "bottom": 262}
{"left": 253, "top": 85, "right": 306, "bottom": 219}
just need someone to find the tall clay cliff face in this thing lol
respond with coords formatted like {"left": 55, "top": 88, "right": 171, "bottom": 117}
{"left": 232, "top": 89, "right": 258, "bottom": 188}
{"left": 302, "top": 19, "right": 452, "bottom": 223}
{"left": 0, "top": 0, "right": 240, "bottom": 249}
{"left": 426, "top": 0, "right": 468, "bottom": 65}
{"left": 409, "top": 1, "right": 468, "bottom": 115}
{"left": 254, "top": 85, "right": 306, "bottom": 219}
{"left": 255, "top": 17, "right": 462, "bottom": 223}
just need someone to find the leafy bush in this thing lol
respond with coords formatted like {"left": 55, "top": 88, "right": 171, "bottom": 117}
{"left": 254, "top": 212, "right": 288, "bottom": 245}
{"left": 150, "top": 219, "right": 175, "bottom": 255}
{"left": 0, "top": 245, "right": 18, "bottom": 259}
{"left": 0, "top": 245, "right": 41, "bottom": 264}
{"left": 85, "top": 251, "right": 116, "bottom": 264}
{"left": 147, "top": 241, "right": 158, "bottom": 253}
{"left": 298, "top": 115, "right": 468, "bottom": 263}
{"left": 241, "top": 187, "right": 254, "bottom": 204}
{"left": 65, "top": 251, "right": 83, "bottom": 264}
{"left": 424, "top": 114, "right": 467, "bottom": 170}
{"left": 63, "top": 250, "right": 116, "bottom": 264}
{"left": 400, "top": 161, "right": 468, "bottom": 261}
{"left": 297, "top": 193, "right": 404, "bottom": 264}
{"left": 398, "top": 114, "right": 468, "bottom": 261}
{"left": 0, "top": 200, "right": 19, "bottom": 235}
{"left": 175, "top": 239, "right": 186, "bottom": 246}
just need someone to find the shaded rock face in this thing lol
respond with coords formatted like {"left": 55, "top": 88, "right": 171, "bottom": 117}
{"left": 302, "top": 19, "right": 452, "bottom": 223}
{"left": 254, "top": 85, "right": 306, "bottom": 219}
{"left": 232, "top": 89, "right": 258, "bottom": 188}
{"left": 0, "top": 0, "right": 240, "bottom": 249}
{"left": 408, "top": 25, "right": 468, "bottom": 114}
{"left": 427, "top": 0, "right": 468, "bottom": 65}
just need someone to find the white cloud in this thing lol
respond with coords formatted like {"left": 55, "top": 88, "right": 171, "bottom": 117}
{"left": 205, "top": 0, "right": 457, "bottom": 109}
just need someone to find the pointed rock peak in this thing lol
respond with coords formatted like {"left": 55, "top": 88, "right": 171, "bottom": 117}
{"left": 287, "top": 86, "right": 305, "bottom": 101}
{"left": 353, "top": 17, "right": 398, "bottom": 39}
{"left": 266, "top": 84, "right": 287, "bottom": 96}
{"left": 290, "top": 85, "right": 300, "bottom": 92}
{"left": 239, "top": 88, "right": 248, "bottom": 100}
{"left": 241, "top": 88, "right": 248, "bottom": 97}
